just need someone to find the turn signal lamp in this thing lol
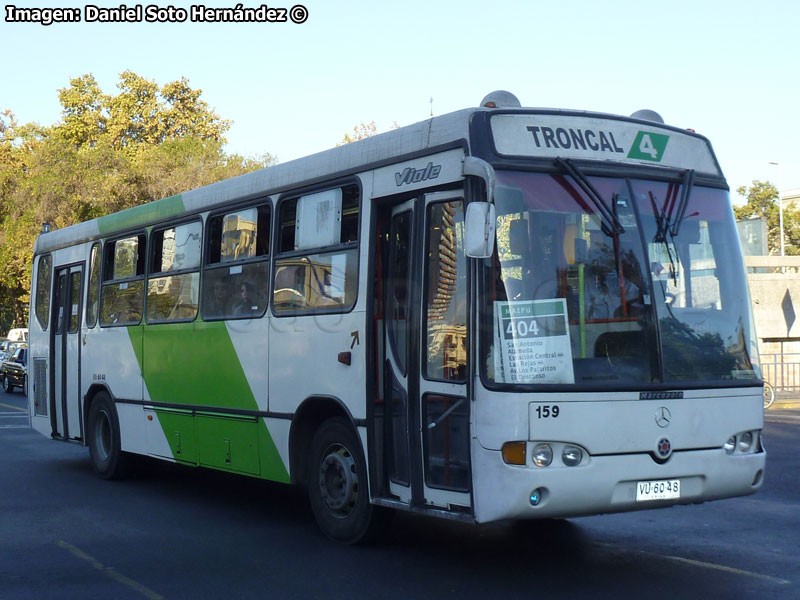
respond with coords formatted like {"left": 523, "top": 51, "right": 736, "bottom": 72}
{"left": 502, "top": 441, "right": 527, "bottom": 465}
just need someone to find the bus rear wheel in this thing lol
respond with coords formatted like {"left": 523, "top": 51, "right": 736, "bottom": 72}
{"left": 307, "top": 417, "right": 379, "bottom": 544}
{"left": 87, "top": 392, "right": 129, "bottom": 480}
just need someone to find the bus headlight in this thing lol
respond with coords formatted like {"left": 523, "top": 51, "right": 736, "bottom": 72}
{"left": 724, "top": 436, "right": 736, "bottom": 454}
{"left": 738, "top": 432, "right": 753, "bottom": 452}
{"left": 532, "top": 444, "right": 553, "bottom": 467}
{"left": 562, "top": 445, "right": 583, "bottom": 466}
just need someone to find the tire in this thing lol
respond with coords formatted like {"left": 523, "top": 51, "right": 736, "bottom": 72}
{"left": 87, "top": 392, "right": 129, "bottom": 480}
{"left": 763, "top": 382, "right": 775, "bottom": 410}
{"left": 307, "top": 417, "right": 384, "bottom": 544}
{"left": 2, "top": 374, "right": 13, "bottom": 393}
{"left": 22, "top": 375, "right": 27, "bottom": 397}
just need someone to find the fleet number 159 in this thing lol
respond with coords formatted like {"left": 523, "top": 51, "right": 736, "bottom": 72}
{"left": 535, "top": 405, "right": 560, "bottom": 419}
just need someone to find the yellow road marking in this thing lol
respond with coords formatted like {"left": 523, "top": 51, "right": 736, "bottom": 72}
{"left": 56, "top": 540, "right": 165, "bottom": 600}
{"left": 766, "top": 416, "right": 800, "bottom": 425}
{"left": 596, "top": 542, "right": 790, "bottom": 585}
{"left": 662, "top": 553, "right": 791, "bottom": 585}
{"left": 0, "top": 402, "right": 26, "bottom": 412}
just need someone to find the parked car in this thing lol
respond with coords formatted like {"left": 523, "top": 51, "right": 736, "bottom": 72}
{"left": 6, "top": 328, "right": 27, "bottom": 342}
{"left": 0, "top": 340, "right": 25, "bottom": 364}
{"left": 1, "top": 346, "right": 27, "bottom": 394}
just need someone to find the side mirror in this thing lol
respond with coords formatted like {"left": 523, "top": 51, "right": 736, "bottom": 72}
{"left": 465, "top": 202, "right": 496, "bottom": 258}
{"left": 462, "top": 157, "right": 495, "bottom": 204}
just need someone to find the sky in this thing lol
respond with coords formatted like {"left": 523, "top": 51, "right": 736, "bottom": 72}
{"left": 2, "top": 0, "right": 799, "bottom": 201}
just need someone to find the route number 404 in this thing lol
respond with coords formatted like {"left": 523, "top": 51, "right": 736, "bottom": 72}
{"left": 534, "top": 405, "right": 560, "bottom": 419}
{"left": 506, "top": 319, "right": 539, "bottom": 337}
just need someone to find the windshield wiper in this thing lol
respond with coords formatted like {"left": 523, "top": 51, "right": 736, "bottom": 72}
{"left": 648, "top": 191, "right": 679, "bottom": 287}
{"left": 555, "top": 158, "right": 625, "bottom": 235}
{"left": 669, "top": 169, "right": 695, "bottom": 237}
{"left": 647, "top": 169, "right": 695, "bottom": 289}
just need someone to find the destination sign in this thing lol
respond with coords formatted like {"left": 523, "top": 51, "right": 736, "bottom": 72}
{"left": 493, "top": 299, "right": 574, "bottom": 384}
{"left": 490, "top": 114, "right": 721, "bottom": 176}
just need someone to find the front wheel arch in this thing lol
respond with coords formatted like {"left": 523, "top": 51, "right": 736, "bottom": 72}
{"left": 289, "top": 396, "right": 354, "bottom": 487}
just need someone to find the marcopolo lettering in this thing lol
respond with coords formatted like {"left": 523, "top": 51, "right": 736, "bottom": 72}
{"left": 639, "top": 391, "right": 684, "bottom": 400}
{"left": 394, "top": 162, "right": 442, "bottom": 186}
{"left": 526, "top": 126, "right": 624, "bottom": 154}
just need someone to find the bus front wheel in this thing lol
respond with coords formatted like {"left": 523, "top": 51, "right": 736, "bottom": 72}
{"left": 87, "top": 392, "right": 129, "bottom": 480}
{"left": 307, "top": 417, "right": 379, "bottom": 544}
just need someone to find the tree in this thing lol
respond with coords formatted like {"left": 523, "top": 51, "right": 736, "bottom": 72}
{"left": 337, "top": 121, "right": 377, "bottom": 146}
{"left": 734, "top": 180, "right": 800, "bottom": 255}
{"left": 0, "top": 71, "right": 274, "bottom": 332}
{"left": 54, "top": 74, "right": 107, "bottom": 147}
{"left": 336, "top": 120, "right": 400, "bottom": 146}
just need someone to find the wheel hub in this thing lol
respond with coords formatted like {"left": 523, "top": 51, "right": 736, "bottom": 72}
{"left": 318, "top": 445, "right": 357, "bottom": 515}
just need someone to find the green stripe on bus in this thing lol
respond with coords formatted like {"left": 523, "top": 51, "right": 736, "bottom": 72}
{"left": 127, "top": 322, "right": 290, "bottom": 483}
{"left": 97, "top": 195, "right": 185, "bottom": 236}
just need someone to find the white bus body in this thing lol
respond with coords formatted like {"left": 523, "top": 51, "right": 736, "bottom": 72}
{"left": 28, "top": 92, "right": 765, "bottom": 542}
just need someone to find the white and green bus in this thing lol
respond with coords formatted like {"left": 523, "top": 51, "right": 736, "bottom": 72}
{"left": 28, "top": 91, "right": 765, "bottom": 542}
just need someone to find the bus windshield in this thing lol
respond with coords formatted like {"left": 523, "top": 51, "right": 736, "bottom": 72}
{"left": 482, "top": 170, "right": 761, "bottom": 388}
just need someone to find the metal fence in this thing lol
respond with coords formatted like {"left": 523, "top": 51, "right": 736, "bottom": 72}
{"left": 761, "top": 353, "right": 800, "bottom": 393}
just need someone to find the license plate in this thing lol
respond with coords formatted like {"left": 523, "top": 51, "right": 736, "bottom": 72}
{"left": 635, "top": 479, "right": 680, "bottom": 502}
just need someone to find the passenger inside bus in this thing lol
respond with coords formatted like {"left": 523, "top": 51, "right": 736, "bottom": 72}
{"left": 501, "top": 215, "right": 565, "bottom": 302}
{"left": 614, "top": 254, "right": 645, "bottom": 318}
{"left": 232, "top": 281, "right": 260, "bottom": 316}
{"left": 206, "top": 278, "right": 231, "bottom": 316}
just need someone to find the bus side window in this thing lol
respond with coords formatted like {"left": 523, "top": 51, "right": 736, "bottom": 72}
{"left": 99, "top": 234, "right": 146, "bottom": 326}
{"left": 147, "top": 221, "right": 202, "bottom": 323}
{"left": 35, "top": 254, "right": 53, "bottom": 330}
{"left": 273, "top": 184, "right": 360, "bottom": 315}
{"left": 86, "top": 243, "right": 100, "bottom": 328}
{"left": 202, "top": 203, "right": 270, "bottom": 320}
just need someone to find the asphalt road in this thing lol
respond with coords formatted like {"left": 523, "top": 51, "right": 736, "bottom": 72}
{"left": 1, "top": 389, "right": 798, "bottom": 600}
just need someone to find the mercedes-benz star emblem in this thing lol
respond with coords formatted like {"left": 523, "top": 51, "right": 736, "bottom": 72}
{"left": 655, "top": 406, "right": 671, "bottom": 428}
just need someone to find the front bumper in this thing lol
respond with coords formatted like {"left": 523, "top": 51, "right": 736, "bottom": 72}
{"left": 471, "top": 442, "right": 765, "bottom": 523}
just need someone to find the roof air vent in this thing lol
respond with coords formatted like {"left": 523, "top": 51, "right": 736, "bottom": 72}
{"left": 631, "top": 109, "right": 664, "bottom": 124}
{"left": 480, "top": 90, "right": 521, "bottom": 109}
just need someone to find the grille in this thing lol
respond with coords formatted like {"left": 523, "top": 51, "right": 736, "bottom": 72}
{"left": 33, "top": 358, "right": 47, "bottom": 416}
